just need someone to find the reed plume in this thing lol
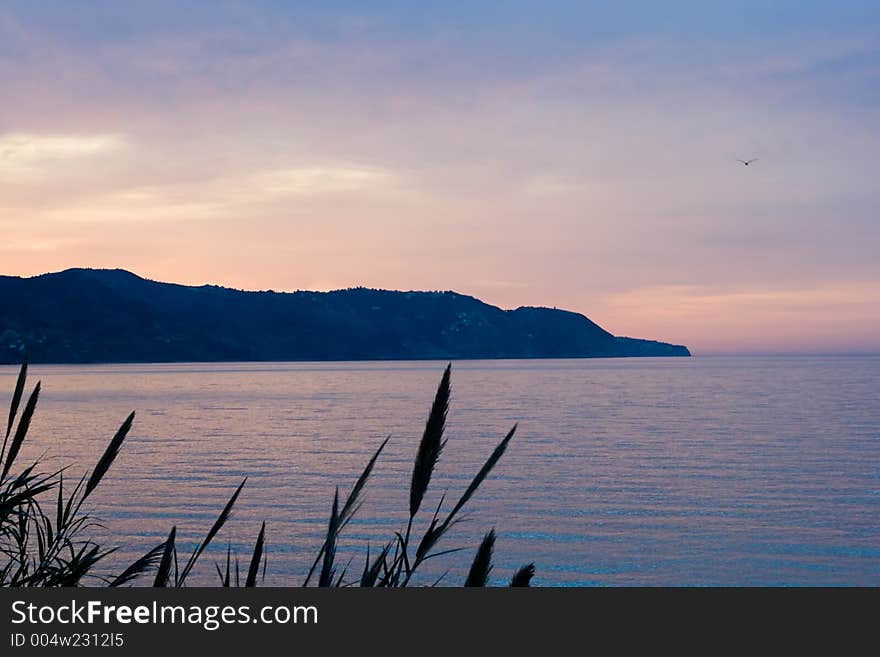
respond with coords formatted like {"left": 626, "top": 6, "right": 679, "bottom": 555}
{"left": 510, "top": 563, "right": 535, "bottom": 587}
{"left": 464, "top": 529, "right": 496, "bottom": 587}
{"left": 410, "top": 363, "right": 450, "bottom": 519}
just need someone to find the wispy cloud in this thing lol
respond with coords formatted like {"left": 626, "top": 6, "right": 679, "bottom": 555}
{"left": 0, "top": 132, "right": 126, "bottom": 181}
{"left": 522, "top": 174, "right": 586, "bottom": 197}
{"left": 40, "top": 187, "right": 226, "bottom": 224}
{"left": 26, "top": 162, "right": 408, "bottom": 225}
{"left": 250, "top": 165, "right": 401, "bottom": 198}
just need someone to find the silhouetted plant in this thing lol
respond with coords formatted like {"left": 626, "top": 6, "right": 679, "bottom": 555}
{"left": 0, "top": 356, "right": 154, "bottom": 586}
{"left": 510, "top": 562, "right": 536, "bottom": 587}
{"left": 1, "top": 359, "right": 534, "bottom": 587}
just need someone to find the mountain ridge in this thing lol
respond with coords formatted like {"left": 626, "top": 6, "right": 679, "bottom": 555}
{"left": 0, "top": 268, "right": 690, "bottom": 363}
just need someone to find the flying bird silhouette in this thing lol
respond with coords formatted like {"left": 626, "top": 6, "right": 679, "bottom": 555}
{"left": 737, "top": 158, "right": 758, "bottom": 166}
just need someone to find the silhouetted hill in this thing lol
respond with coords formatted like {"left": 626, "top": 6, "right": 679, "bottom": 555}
{"left": 0, "top": 269, "right": 690, "bottom": 363}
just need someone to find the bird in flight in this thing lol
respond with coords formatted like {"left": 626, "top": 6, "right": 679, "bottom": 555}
{"left": 737, "top": 158, "right": 758, "bottom": 166}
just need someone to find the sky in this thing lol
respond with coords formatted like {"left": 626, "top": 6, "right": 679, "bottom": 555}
{"left": 1, "top": 1, "right": 878, "bottom": 355}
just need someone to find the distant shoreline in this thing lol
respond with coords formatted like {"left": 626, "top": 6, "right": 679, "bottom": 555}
{"left": 1, "top": 268, "right": 690, "bottom": 364}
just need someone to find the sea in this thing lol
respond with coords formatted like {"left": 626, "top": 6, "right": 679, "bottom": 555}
{"left": 2, "top": 356, "right": 878, "bottom": 586}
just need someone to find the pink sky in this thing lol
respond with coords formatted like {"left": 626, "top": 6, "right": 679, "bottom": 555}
{"left": 1, "top": 3, "right": 879, "bottom": 354}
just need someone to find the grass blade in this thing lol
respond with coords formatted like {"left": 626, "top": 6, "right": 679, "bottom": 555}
{"left": 84, "top": 412, "right": 134, "bottom": 499}
{"left": 431, "top": 569, "right": 451, "bottom": 587}
{"left": 443, "top": 424, "right": 516, "bottom": 528}
{"left": 223, "top": 543, "right": 232, "bottom": 587}
{"left": 245, "top": 521, "right": 266, "bottom": 587}
{"left": 340, "top": 436, "right": 388, "bottom": 524}
{"left": 4, "top": 355, "right": 27, "bottom": 443}
{"left": 178, "top": 478, "right": 246, "bottom": 585}
{"left": 1, "top": 382, "right": 40, "bottom": 481}
{"left": 153, "top": 526, "right": 177, "bottom": 587}
{"left": 109, "top": 541, "right": 167, "bottom": 586}
{"left": 317, "top": 488, "right": 339, "bottom": 587}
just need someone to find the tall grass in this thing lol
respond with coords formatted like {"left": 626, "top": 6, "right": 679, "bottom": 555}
{"left": 0, "top": 359, "right": 533, "bottom": 587}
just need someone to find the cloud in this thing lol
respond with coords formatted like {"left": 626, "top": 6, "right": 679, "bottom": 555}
{"left": 250, "top": 165, "right": 401, "bottom": 198}
{"left": 0, "top": 132, "right": 126, "bottom": 181}
{"left": 0, "top": 234, "right": 84, "bottom": 253}
{"left": 522, "top": 174, "right": 586, "bottom": 197}
{"left": 25, "top": 162, "right": 407, "bottom": 225}
{"left": 39, "top": 186, "right": 226, "bottom": 224}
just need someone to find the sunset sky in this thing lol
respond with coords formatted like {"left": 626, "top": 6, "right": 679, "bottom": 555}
{"left": 1, "top": 1, "right": 878, "bottom": 354}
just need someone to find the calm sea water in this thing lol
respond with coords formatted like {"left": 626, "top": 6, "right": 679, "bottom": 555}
{"left": 2, "top": 356, "right": 879, "bottom": 586}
